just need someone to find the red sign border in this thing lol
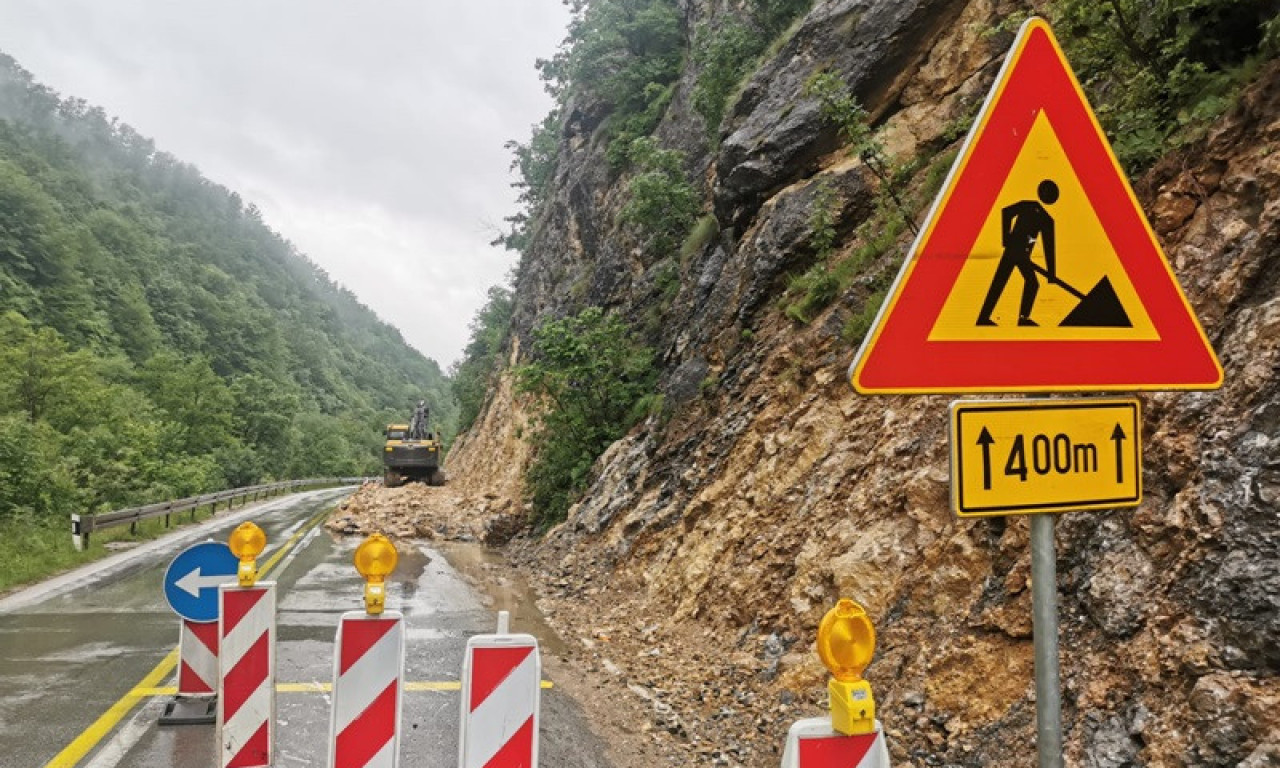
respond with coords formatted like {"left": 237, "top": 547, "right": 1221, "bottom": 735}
{"left": 849, "top": 17, "right": 1222, "bottom": 394}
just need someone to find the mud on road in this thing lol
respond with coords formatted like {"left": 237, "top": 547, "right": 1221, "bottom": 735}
{"left": 326, "top": 483, "right": 699, "bottom": 767}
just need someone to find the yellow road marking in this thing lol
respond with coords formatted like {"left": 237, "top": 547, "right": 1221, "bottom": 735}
{"left": 132, "top": 680, "right": 555, "bottom": 696}
{"left": 41, "top": 651, "right": 178, "bottom": 768}
{"left": 42, "top": 507, "right": 329, "bottom": 768}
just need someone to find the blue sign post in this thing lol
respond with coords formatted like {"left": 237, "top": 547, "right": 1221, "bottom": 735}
{"left": 163, "top": 541, "right": 239, "bottom": 623}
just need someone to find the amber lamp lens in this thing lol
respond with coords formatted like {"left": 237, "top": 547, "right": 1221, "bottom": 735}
{"left": 354, "top": 534, "right": 398, "bottom": 581}
{"left": 228, "top": 522, "right": 267, "bottom": 561}
{"left": 816, "top": 598, "right": 876, "bottom": 682}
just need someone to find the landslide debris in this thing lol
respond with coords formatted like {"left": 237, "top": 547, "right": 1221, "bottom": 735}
{"left": 325, "top": 482, "right": 527, "bottom": 548}
{"left": 326, "top": 482, "right": 475, "bottom": 540}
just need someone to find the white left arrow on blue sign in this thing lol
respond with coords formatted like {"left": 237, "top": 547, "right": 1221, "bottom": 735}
{"left": 175, "top": 567, "right": 234, "bottom": 598}
{"left": 163, "top": 541, "right": 241, "bottom": 623}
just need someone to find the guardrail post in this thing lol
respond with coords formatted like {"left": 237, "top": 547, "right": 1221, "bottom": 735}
{"left": 71, "top": 514, "right": 88, "bottom": 552}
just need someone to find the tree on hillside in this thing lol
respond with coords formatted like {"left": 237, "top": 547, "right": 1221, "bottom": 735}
{"left": 516, "top": 307, "right": 656, "bottom": 527}
{"left": 451, "top": 285, "right": 514, "bottom": 433}
{"left": 0, "top": 311, "right": 92, "bottom": 423}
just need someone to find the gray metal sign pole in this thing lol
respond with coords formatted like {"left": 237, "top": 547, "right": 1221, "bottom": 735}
{"left": 1030, "top": 513, "right": 1064, "bottom": 767}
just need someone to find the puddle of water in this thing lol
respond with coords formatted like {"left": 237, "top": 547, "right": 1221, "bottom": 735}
{"left": 32, "top": 640, "right": 149, "bottom": 663}
{"left": 434, "top": 541, "right": 569, "bottom": 657}
{"left": 405, "top": 626, "right": 448, "bottom": 642}
{"left": 388, "top": 542, "right": 483, "bottom": 617}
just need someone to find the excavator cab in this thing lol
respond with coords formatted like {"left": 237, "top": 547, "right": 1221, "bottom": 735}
{"left": 381, "top": 413, "right": 445, "bottom": 488}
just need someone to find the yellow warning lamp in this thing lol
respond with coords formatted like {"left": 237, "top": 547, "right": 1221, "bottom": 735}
{"left": 816, "top": 598, "right": 877, "bottom": 735}
{"left": 354, "top": 534, "right": 398, "bottom": 615}
{"left": 229, "top": 522, "right": 267, "bottom": 587}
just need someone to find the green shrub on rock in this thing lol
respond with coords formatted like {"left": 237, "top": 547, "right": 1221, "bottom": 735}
{"left": 516, "top": 308, "right": 656, "bottom": 528}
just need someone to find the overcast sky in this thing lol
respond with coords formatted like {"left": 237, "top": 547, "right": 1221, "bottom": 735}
{"left": 0, "top": 1, "right": 571, "bottom": 368}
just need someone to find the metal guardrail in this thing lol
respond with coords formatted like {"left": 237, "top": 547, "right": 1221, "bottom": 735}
{"left": 70, "top": 477, "right": 370, "bottom": 551}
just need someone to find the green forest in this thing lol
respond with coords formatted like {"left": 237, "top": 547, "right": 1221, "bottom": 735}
{"left": 0, "top": 53, "right": 456, "bottom": 529}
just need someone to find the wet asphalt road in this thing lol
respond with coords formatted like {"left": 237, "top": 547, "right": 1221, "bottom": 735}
{"left": 0, "top": 488, "right": 610, "bottom": 768}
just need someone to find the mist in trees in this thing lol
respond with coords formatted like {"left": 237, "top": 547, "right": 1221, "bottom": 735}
{"left": 0, "top": 53, "right": 457, "bottom": 524}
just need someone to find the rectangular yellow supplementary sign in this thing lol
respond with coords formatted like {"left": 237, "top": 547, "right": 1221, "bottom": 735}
{"left": 949, "top": 398, "right": 1142, "bottom": 518}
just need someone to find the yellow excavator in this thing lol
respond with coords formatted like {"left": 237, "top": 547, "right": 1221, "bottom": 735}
{"left": 382, "top": 401, "right": 445, "bottom": 487}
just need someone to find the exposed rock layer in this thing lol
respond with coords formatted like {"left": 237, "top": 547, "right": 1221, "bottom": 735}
{"left": 440, "top": 2, "right": 1280, "bottom": 765}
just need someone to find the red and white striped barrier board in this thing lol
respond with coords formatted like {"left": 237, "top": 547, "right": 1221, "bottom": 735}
{"left": 179, "top": 619, "right": 220, "bottom": 695}
{"left": 327, "top": 611, "right": 406, "bottom": 768}
{"left": 780, "top": 718, "right": 891, "bottom": 768}
{"left": 457, "top": 616, "right": 540, "bottom": 768}
{"left": 217, "top": 583, "right": 277, "bottom": 768}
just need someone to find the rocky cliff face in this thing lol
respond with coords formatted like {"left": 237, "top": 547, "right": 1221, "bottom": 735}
{"left": 447, "top": 1, "right": 1279, "bottom": 765}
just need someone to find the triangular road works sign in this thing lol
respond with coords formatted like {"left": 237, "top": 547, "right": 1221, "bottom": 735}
{"left": 850, "top": 17, "right": 1223, "bottom": 394}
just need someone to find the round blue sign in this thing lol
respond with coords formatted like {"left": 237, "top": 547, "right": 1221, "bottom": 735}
{"left": 163, "top": 541, "right": 239, "bottom": 622}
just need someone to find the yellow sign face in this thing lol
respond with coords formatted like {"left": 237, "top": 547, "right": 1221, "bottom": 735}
{"left": 849, "top": 17, "right": 1222, "bottom": 394}
{"left": 928, "top": 112, "right": 1158, "bottom": 341}
{"left": 949, "top": 398, "right": 1141, "bottom": 517}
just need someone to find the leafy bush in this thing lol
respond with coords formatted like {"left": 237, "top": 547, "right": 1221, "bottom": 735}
{"left": 1048, "top": 0, "right": 1278, "bottom": 170}
{"left": 693, "top": 21, "right": 763, "bottom": 135}
{"left": 496, "top": 112, "right": 562, "bottom": 253}
{"left": 620, "top": 137, "right": 701, "bottom": 258}
{"left": 604, "top": 82, "right": 676, "bottom": 170}
{"left": 500, "top": 0, "right": 686, "bottom": 252}
{"left": 450, "top": 285, "right": 514, "bottom": 433}
{"left": 785, "top": 180, "right": 842, "bottom": 324}
{"left": 804, "top": 70, "right": 919, "bottom": 232}
{"left": 751, "top": 0, "right": 815, "bottom": 35}
{"left": 692, "top": 0, "right": 814, "bottom": 137}
{"left": 803, "top": 72, "right": 884, "bottom": 161}
{"left": 516, "top": 308, "right": 656, "bottom": 528}
{"left": 538, "top": 0, "right": 684, "bottom": 160}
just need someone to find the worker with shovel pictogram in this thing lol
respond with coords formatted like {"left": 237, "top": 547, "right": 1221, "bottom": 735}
{"left": 977, "top": 179, "right": 1059, "bottom": 327}
{"left": 976, "top": 179, "right": 1132, "bottom": 329}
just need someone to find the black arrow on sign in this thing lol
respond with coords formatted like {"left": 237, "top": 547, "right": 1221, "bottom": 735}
{"left": 1111, "top": 423, "right": 1127, "bottom": 484}
{"left": 977, "top": 427, "right": 995, "bottom": 490}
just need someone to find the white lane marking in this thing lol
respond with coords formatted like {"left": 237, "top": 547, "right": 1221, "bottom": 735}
{"left": 270, "top": 521, "right": 323, "bottom": 581}
{"left": 83, "top": 698, "right": 162, "bottom": 768}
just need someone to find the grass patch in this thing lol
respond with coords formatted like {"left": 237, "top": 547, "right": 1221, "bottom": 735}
{"left": 0, "top": 483, "right": 344, "bottom": 593}
{"left": 783, "top": 183, "right": 906, "bottom": 326}
{"left": 681, "top": 214, "right": 720, "bottom": 259}
{"left": 841, "top": 288, "right": 888, "bottom": 345}
{"left": 785, "top": 269, "right": 840, "bottom": 324}
{"left": 0, "top": 502, "right": 225, "bottom": 592}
